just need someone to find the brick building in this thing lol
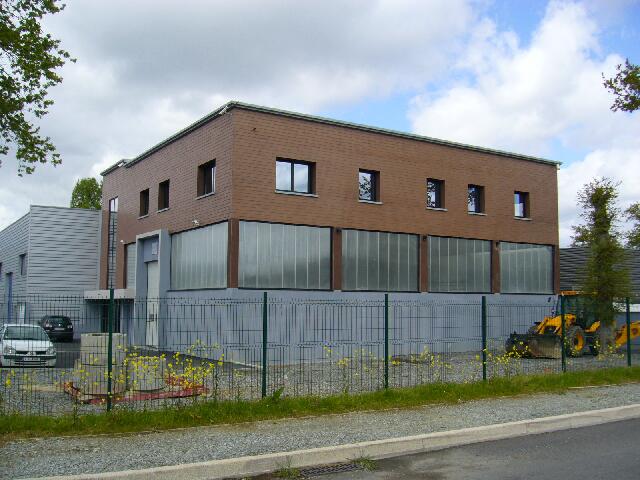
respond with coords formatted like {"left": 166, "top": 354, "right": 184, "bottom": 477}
{"left": 100, "top": 102, "right": 559, "bottom": 345}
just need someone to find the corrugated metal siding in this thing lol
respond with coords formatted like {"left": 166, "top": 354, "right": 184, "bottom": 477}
{"left": 560, "top": 247, "right": 640, "bottom": 297}
{"left": 0, "top": 213, "right": 30, "bottom": 301}
{"left": 126, "top": 243, "right": 136, "bottom": 289}
{"left": 27, "top": 206, "right": 101, "bottom": 295}
{"left": 171, "top": 222, "right": 228, "bottom": 290}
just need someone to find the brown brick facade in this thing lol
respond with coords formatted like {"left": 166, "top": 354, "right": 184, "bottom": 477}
{"left": 101, "top": 104, "right": 560, "bottom": 292}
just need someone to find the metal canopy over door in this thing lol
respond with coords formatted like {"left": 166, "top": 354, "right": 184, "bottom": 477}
{"left": 146, "top": 261, "right": 159, "bottom": 348}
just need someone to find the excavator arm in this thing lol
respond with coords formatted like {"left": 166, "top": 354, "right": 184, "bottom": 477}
{"left": 615, "top": 321, "right": 640, "bottom": 348}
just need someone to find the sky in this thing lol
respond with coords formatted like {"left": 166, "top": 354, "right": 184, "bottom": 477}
{"left": 1, "top": 0, "right": 639, "bottom": 246}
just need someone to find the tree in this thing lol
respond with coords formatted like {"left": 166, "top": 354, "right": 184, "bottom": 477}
{"left": 1, "top": 0, "right": 74, "bottom": 175}
{"left": 571, "top": 178, "right": 630, "bottom": 332}
{"left": 603, "top": 59, "right": 640, "bottom": 112}
{"left": 70, "top": 177, "right": 102, "bottom": 209}
{"left": 626, "top": 202, "right": 640, "bottom": 249}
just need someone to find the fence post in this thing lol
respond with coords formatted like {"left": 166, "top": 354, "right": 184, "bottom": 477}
{"left": 106, "top": 288, "right": 114, "bottom": 412}
{"left": 481, "top": 296, "right": 487, "bottom": 382}
{"left": 261, "top": 291, "right": 268, "bottom": 398}
{"left": 560, "top": 294, "right": 566, "bottom": 373}
{"left": 626, "top": 297, "right": 632, "bottom": 367}
{"left": 384, "top": 293, "right": 389, "bottom": 390}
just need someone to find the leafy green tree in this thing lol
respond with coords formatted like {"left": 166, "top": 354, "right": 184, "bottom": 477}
{"left": 571, "top": 178, "right": 630, "bottom": 331}
{"left": 70, "top": 177, "right": 102, "bottom": 209}
{"left": 1, "top": 0, "right": 74, "bottom": 175}
{"left": 603, "top": 59, "right": 640, "bottom": 112}
{"left": 626, "top": 202, "right": 640, "bottom": 249}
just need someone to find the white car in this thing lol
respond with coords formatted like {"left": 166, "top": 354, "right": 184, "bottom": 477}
{"left": 0, "top": 324, "right": 57, "bottom": 368}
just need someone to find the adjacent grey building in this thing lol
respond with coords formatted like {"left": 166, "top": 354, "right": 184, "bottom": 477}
{"left": 0, "top": 206, "right": 102, "bottom": 327}
{"left": 560, "top": 247, "right": 640, "bottom": 297}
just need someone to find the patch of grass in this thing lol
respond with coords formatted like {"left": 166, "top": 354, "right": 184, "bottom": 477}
{"left": 272, "top": 459, "right": 301, "bottom": 479}
{"left": 352, "top": 455, "right": 377, "bottom": 471}
{"left": 1, "top": 366, "right": 640, "bottom": 440}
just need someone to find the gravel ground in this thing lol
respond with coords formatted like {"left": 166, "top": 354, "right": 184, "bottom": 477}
{"left": 1, "top": 349, "right": 639, "bottom": 416}
{"left": 1, "top": 382, "right": 639, "bottom": 479}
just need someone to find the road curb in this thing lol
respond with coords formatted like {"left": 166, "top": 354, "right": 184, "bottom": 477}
{"left": 33, "top": 403, "right": 640, "bottom": 480}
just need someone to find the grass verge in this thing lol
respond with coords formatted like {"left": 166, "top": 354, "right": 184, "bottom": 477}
{"left": 2, "top": 366, "right": 640, "bottom": 440}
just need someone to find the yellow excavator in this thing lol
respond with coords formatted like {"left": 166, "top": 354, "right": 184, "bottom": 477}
{"left": 506, "top": 291, "right": 640, "bottom": 359}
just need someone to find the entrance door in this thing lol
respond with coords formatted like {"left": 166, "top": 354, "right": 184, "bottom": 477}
{"left": 146, "top": 261, "right": 159, "bottom": 348}
{"left": 5, "top": 273, "right": 13, "bottom": 321}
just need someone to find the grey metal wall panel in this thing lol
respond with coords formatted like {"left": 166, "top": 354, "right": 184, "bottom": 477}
{"left": 560, "top": 247, "right": 640, "bottom": 297}
{"left": 171, "top": 222, "right": 228, "bottom": 290}
{"left": 26, "top": 206, "right": 101, "bottom": 295}
{"left": 0, "top": 213, "right": 31, "bottom": 309}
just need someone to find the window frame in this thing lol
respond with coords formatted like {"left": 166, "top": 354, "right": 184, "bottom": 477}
{"left": 358, "top": 169, "right": 380, "bottom": 202}
{"left": 109, "top": 197, "right": 118, "bottom": 213}
{"left": 275, "top": 158, "right": 314, "bottom": 194}
{"left": 467, "top": 184, "right": 485, "bottom": 214}
{"left": 19, "top": 254, "right": 26, "bottom": 276}
{"left": 139, "top": 189, "right": 150, "bottom": 217}
{"left": 158, "top": 179, "right": 170, "bottom": 211}
{"left": 514, "top": 191, "right": 530, "bottom": 218}
{"left": 197, "top": 160, "right": 216, "bottom": 197}
{"left": 426, "top": 178, "right": 445, "bottom": 209}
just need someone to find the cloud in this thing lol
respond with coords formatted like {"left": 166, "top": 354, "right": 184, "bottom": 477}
{"left": 0, "top": 0, "right": 477, "bottom": 229}
{"left": 409, "top": 1, "right": 640, "bottom": 246}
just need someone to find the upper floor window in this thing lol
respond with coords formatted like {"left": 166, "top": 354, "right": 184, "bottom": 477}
{"left": 359, "top": 169, "right": 379, "bottom": 202}
{"left": 109, "top": 197, "right": 118, "bottom": 213}
{"left": 468, "top": 184, "right": 485, "bottom": 214}
{"left": 426, "top": 178, "right": 445, "bottom": 209}
{"left": 158, "top": 180, "right": 170, "bottom": 210}
{"left": 514, "top": 191, "right": 529, "bottom": 218}
{"left": 19, "top": 254, "right": 26, "bottom": 276}
{"left": 276, "top": 158, "right": 313, "bottom": 194}
{"left": 139, "top": 189, "right": 149, "bottom": 217}
{"left": 197, "top": 160, "right": 216, "bottom": 197}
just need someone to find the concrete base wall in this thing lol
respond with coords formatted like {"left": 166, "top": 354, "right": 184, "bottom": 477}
{"left": 119, "top": 289, "right": 556, "bottom": 364}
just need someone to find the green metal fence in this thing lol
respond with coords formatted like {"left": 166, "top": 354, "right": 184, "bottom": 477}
{"left": 0, "top": 293, "right": 638, "bottom": 416}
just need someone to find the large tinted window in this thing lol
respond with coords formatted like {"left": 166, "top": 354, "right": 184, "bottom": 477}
{"left": 500, "top": 242, "right": 553, "bottom": 294}
{"left": 428, "top": 236, "right": 491, "bottom": 292}
{"left": 171, "top": 222, "right": 228, "bottom": 290}
{"left": 239, "top": 221, "right": 331, "bottom": 289}
{"left": 342, "top": 229, "right": 418, "bottom": 291}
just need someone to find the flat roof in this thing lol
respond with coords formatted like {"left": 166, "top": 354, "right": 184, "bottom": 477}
{"left": 101, "top": 101, "right": 561, "bottom": 176}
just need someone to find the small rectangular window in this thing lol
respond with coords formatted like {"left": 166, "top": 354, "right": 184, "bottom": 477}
{"left": 426, "top": 178, "right": 445, "bottom": 208}
{"left": 275, "top": 158, "right": 313, "bottom": 194}
{"left": 468, "top": 184, "right": 485, "bottom": 213}
{"left": 19, "top": 254, "right": 26, "bottom": 276}
{"left": 359, "top": 169, "right": 379, "bottom": 202}
{"left": 109, "top": 197, "right": 118, "bottom": 213}
{"left": 514, "top": 191, "right": 529, "bottom": 218}
{"left": 139, "top": 189, "right": 149, "bottom": 217}
{"left": 158, "top": 180, "right": 170, "bottom": 210}
{"left": 197, "top": 160, "right": 216, "bottom": 196}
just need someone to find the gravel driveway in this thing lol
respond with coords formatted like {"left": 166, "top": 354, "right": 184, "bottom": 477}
{"left": 1, "top": 382, "right": 639, "bottom": 479}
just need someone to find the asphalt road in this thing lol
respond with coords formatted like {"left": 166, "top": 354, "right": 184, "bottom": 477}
{"left": 311, "top": 418, "right": 640, "bottom": 480}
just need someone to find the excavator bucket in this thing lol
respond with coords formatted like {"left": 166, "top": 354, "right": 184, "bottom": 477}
{"left": 505, "top": 333, "right": 562, "bottom": 359}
